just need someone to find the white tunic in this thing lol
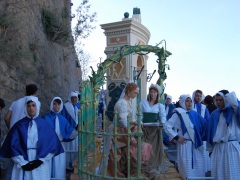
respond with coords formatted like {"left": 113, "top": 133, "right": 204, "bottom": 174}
{"left": 9, "top": 97, "right": 27, "bottom": 129}
{"left": 140, "top": 100, "right": 166, "bottom": 124}
{"left": 49, "top": 116, "right": 77, "bottom": 179}
{"left": 164, "top": 110, "right": 205, "bottom": 180}
{"left": 210, "top": 92, "right": 240, "bottom": 180}
{"left": 11, "top": 120, "right": 54, "bottom": 180}
{"left": 114, "top": 98, "right": 133, "bottom": 128}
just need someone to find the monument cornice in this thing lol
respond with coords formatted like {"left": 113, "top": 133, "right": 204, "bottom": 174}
{"left": 101, "top": 19, "right": 151, "bottom": 42}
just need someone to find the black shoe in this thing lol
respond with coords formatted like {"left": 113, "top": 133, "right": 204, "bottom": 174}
{"left": 66, "top": 168, "right": 74, "bottom": 172}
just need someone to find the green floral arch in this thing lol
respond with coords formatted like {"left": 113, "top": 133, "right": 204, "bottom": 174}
{"left": 89, "top": 44, "right": 172, "bottom": 95}
{"left": 78, "top": 44, "right": 172, "bottom": 179}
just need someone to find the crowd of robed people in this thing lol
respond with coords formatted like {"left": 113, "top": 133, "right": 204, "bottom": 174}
{"left": 97, "top": 82, "right": 240, "bottom": 180}
{"left": 0, "top": 84, "right": 80, "bottom": 180}
{"left": 1, "top": 83, "right": 240, "bottom": 180}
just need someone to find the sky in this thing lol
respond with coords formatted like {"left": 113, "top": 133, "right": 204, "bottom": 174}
{"left": 72, "top": 0, "right": 240, "bottom": 102}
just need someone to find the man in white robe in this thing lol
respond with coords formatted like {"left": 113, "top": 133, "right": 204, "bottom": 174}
{"left": 192, "top": 90, "right": 210, "bottom": 120}
{"left": 207, "top": 90, "right": 240, "bottom": 180}
{"left": 0, "top": 96, "right": 63, "bottom": 180}
{"left": 192, "top": 89, "right": 211, "bottom": 174}
{"left": 4, "top": 84, "right": 39, "bottom": 129}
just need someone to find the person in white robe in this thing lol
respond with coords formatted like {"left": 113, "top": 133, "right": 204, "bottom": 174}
{"left": 61, "top": 91, "right": 79, "bottom": 170}
{"left": 105, "top": 83, "right": 152, "bottom": 178}
{"left": 207, "top": 90, "right": 240, "bottom": 180}
{"left": 140, "top": 84, "right": 169, "bottom": 173}
{"left": 42, "top": 97, "right": 78, "bottom": 179}
{"left": 4, "top": 84, "right": 40, "bottom": 180}
{"left": 164, "top": 94, "right": 207, "bottom": 180}
{"left": 0, "top": 96, "right": 63, "bottom": 180}
{"left": 192, "top": 90, "right": 210, "bottom": 120}
{"left": 192, "top": 89, "right": 211, "bottom": 173}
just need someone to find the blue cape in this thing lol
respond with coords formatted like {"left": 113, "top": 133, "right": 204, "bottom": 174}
{"left": 165, "top": 103, "right": 176, "bottom": 120}
{"left": 76, "top": 102, "right": 81, "bottom": 109}
{"left": 175, "top": 109, "right": 207, "bottom": 148}
{"left": 195, "top": 102, "right": 210, "bottom": 122}
{"left": 0, "top": 116, "right": 64, "bottom": 160}
{"left": 207, "top": 101, "right": 240, "bottom": 145}
{"left": 42, "top": 111, "right": 75, "bottom": 142}
{"left": 61, "top": 105, "right": 77, "bottom": 128}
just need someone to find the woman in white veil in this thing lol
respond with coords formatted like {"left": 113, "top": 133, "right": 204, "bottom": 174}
{"left": 97, "top": 82, "right": 129, "bottom": 176}
{"left": 140, "top": 83, "right": 173, "bottom": 176}
{"left": 98, "top": 82, "right": 152, "bottom": 178}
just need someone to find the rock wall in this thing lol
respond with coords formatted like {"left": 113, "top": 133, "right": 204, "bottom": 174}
{"left": 0, "top": 0, "right": 81, "bottom": 131}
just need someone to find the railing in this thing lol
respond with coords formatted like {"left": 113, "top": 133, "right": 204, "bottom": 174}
{"left": 78, "top": 83, "right": 144, "bottom": 179}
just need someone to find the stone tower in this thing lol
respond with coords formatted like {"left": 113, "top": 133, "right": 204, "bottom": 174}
{"left": 101, "top": 7, "right": 150, "bottom": 121}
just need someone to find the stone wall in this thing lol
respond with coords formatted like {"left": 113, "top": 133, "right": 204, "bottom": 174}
{"left": 0, "top": 0, "right": 81, "bottom": 136}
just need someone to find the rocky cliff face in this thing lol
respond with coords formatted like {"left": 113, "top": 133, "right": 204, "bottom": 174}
{"left": 0, "top": 0, "right": 81, "bottom": 117}
{"left": 0, "top": 0, "right": 82, "bottom": 142}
